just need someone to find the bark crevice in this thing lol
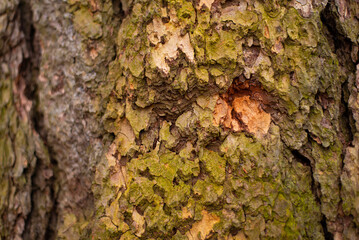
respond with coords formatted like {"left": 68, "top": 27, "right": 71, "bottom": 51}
{"left": 319, "top": 1, "right": 358, "bottom": 238}
{"left": 16, "top": 1, "right": 59, "bottom": 239}
{"left": 291, "top": 149, "right": 334, "bottom": 240}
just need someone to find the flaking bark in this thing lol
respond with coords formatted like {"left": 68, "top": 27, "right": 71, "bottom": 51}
{"left": 1, "top": 0, "right": 359, "bottom": 239}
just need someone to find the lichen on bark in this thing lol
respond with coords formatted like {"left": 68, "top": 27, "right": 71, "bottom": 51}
{"left": 90, "top": 0, "right": 359, "bottom": 239}
{"left": 1, "top": 0, "right": 359, "bottom": 239}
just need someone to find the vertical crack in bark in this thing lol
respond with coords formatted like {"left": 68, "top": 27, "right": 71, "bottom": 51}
{"left": 112, "top": 0, "right": 125, "bottom": 19}
{"left": 321, "top": 216, "right": 334, "bottom": 240}
{"left": 17, "top": 1, "right": 39, "bottom": 101}
{"left": 318, "top": 1, "right": 357, "bottom": 238}
{"left": 16, "top": 1, "right": 58, "bottom": 239}
{"left": 340, "top": 81, "right": 355, "bottom": 147}
{"left": 291, "top": 150, "right": 334, "bottom": 240}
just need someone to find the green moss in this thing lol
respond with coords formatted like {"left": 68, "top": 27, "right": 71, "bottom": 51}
{"left": 220, "top": 9, "right": 258, "bottom": 28}
{"left": 193, "top": 104, "right": 214, "bottom": 129}
{"left": 308, "top": 103, "right": 335, "bottom": 147}
{"left": 177, "top": 0, "right": 195, "bottom": 26}
{"left": 164, "top": 180, "right": 191, "bottom": 206}
{"left": 175, "top": 110, "right": 196, "bottom": 135}
{"left": 0, "top": 136, "right": 14, "bottom": 169}
{"left": 209, "top": 67, "right": 223, "bottom": 77}
{"left": 128, "top": 151, "right": 193, "bottom": 207}
{"left": 0, "top": 179, "right": 8, "bottom": 208}
{"left": 125, "top": 101, "right": 151, "bottom": 137}
{"left": 265, "top": 220, "right": 286, "bottom": 239}
{"left": 195, "top": 67, "right": 209, "bottom": 86}
{"left": 127, "top": 177, "right": 155, "bottom": 205}
{"left": 94, "top": 0, "right": 345, "bottom": 238}
{"left": 244, "top": 215, "right": 265, "bottom": 240}
{"left": 193, "top": 178, "right": 223, "bottom": 205}
{"left": 283, "top": 215, "right": 300, "bottom": 239}
{"left": 159, "top": 121, "right": 177, "bottom": 149}
{"left": 206, "top": 30, "right": 239, "bottom": 66}
{"left": 311, "top": 141, "right": 342, "bottom": 221}
{"left": 196, "top": 95, "right": 218, "bottom": 111}
{"left": 144, "top": 199, "right": 171, "bottom": 233}
{"left": 120, "top": 232, "right": 139, "bottom": 240}
{"left": 273, "top": 194, "right": 292, "bottom": 221}
{"left": 171, "top": 68, "right": 189, "bottom": 92}
{"left": 172, "top": 231, "right": 188, "bottom": 240}
{"left": 283, "top": 8, "right": 319, "bottom": 47}
{"left": 200, "top": 149, "right": 226, "bottom": 184}
{"left": 103, "top": 97, "right": 125, "bottom": 122}
{"left": 221, "top": 133, "right": 263, "bottom": 162}
{"left": 128, "top": 53, "right": 145, "bottom": 78}
{"left": 178, "top": 158, "right": 200, "bottom": 180}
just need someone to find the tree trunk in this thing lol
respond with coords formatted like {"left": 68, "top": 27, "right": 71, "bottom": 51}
{"left": 1, "top": 0, "right": 359, "bottom": 239}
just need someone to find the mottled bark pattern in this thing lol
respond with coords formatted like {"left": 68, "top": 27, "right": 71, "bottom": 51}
{"left": 1, "top": 0, "right": 359, "bottom": 240}
{"left": 0, "top": 0, "right": 51, "bottom": 239}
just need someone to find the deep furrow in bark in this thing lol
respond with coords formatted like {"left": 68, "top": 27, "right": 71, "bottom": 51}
{"left": 291, "top": 149, "right": 334, "bottom": 240}
{"left": 17, "top": 1, "right": 59, "bottom": 239}
{"left": 318, "top": 0, "right": 357, "bottom": 238}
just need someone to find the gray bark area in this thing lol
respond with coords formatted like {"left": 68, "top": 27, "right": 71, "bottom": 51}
{"left": 1, "top": 0, "right": 359, "bottom": 239}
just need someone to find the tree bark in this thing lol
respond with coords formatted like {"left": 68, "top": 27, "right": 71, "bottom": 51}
{"left": 1, "top": 0, "right": 359, "bottom": 239}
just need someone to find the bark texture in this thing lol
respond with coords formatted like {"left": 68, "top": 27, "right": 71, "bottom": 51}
{"left": 1, "top": 0, "right": 359, "bottom": 239}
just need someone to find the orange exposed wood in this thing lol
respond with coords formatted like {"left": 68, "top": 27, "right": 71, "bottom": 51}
{"left": 213, "top": 77, "right": 272, "bottom": 138}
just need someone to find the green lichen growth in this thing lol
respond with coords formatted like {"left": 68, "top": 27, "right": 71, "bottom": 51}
{"left": 195, "top": 67, "right": 209, "bottom": 85}
{"left": 193, "top": 178, "right": 224, "bottom": 205}
{"left": 125, "top": 102, "right": 151, "bottom": 137}
{"left": 220, "top": 9, "right": 259, "bottom": 28}
{"left": 159, "top": 121, "right": 177, "bottom": 149}
{"left": 206, "top": 30, "right": 239, "bottom": 66}
{"left": 0, "top": 76, "right": 42, "bottom": 238}
{"left": 199, "top": 149, "right": 226, "bottom": 184}
{"left": 90, "top": 0, "right": 348, "bottom": 239}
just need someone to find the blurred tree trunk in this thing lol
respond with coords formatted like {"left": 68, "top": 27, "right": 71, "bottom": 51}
{"left": 1, "top": 0, "right": 359, "bottom": 239}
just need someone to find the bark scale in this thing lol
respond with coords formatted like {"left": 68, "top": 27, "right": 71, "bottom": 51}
{"left": 1, "top": 0, "right": 359, "bottom": 239}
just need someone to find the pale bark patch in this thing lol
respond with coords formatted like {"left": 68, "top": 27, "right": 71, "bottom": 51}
{"left": 147, "top": 18, "right": 195, "bottom": 75}
{"left": 106, "top": 143, "right": 117, "bottom": 168}
{"left": 106, "top": 143, "right": 128, "bottom": 189}
{"left": 228, "top": 231, "right": 247, "bottom": 240}
{"left": 13, "top": 75, "right": 33, "bottom": 123}
{"left": 132, "top": 209, "right": 145, "bottom": 237}
{"left": 182, "top": 207, "right": 192, "bottom": 219}
{"left": 199, "top": 0, "right": 214, "bottom": 10}
{"left": 186, "top": 210, "right": 220, "bottom": 240}
{"left": 292, "top": 0, "right": 313, "bottom": 17}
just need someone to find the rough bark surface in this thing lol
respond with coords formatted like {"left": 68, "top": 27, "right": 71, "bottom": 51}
{"left": 1, "top": 0, "right": 359, "bottom": 239}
